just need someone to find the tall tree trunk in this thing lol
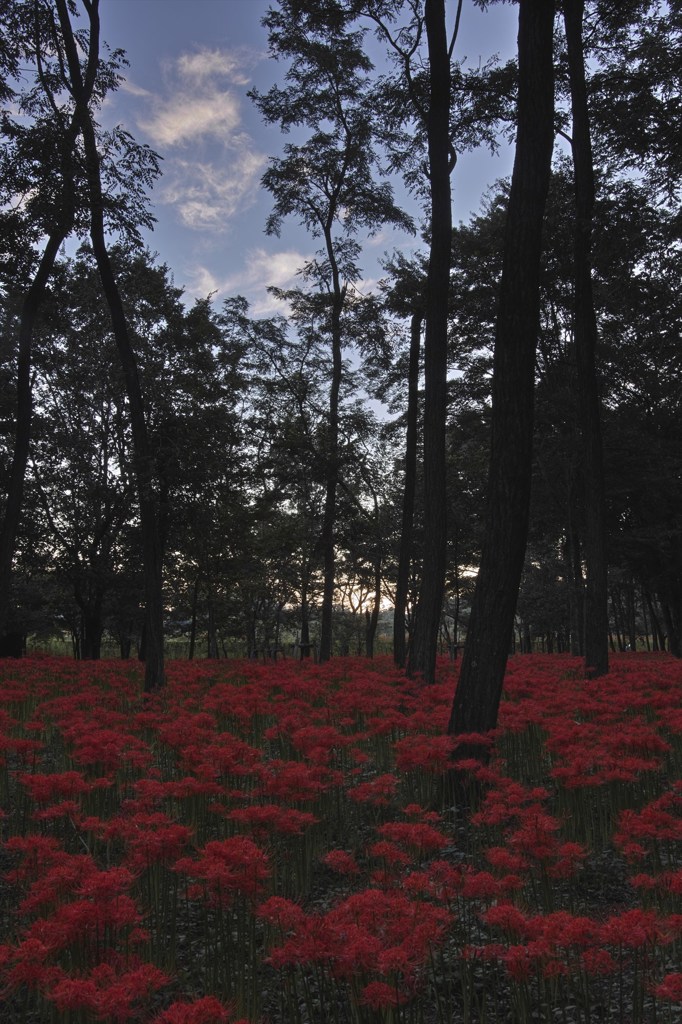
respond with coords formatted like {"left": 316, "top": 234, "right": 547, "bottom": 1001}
{"left": 407, "top": 0, "right": 452, "bottom": 684}
{"left": 563, "top": 0, "right": 609, "bottom": 678}
{"left": 394, "top": 312, "right": 422, "bottom": 667}
{"left": 0, "top": 230, "right": 68, "bottom": 639}
{"left": 56, "top": 0, "right": 165, "bottom": 691}
{"left": 448, "top": 0, "right": 555, "bottom": 746}
{"left": 300, "top": 569, "right": 311, "bottom": 656}
{"left": 319, "top": 238, "right": 344, "bottom": 663}
{"left": 646, "top": 591, "right": 661, "bottom": 650}
{"left": 188, "top": 574, "right": 200, "bottom": 660}
{"left": 207, "top": 589, "right": 218, "bottom": 659}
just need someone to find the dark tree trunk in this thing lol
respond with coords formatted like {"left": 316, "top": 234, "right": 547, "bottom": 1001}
{"left": 0, "top": 21, "right": 83, "bottom": 640}
{"left": 626, "top": 582, "right": 637, "bottom": 651}
{"left": 394, "top": 312, "right": 422, "bottom": 668}
{"left": 300, "top": 568, "right": 311, "bottom": 656}
{"left": 640, "top": 587, "right": 651, "bottom": 651}
{"left": 188, "top": 575, "right": 200, "bottom": 660}
{"left": 659, "top": 589, "right": 682, "bottom": 658}
{"left": 319, "top": 239, "right": 344, "bottom": 663}
{"left": 56, "top": 0, "right": 165, "bottom": 692}
{"left": 610, "top": 589, "right": 624, "bottom": 651}
{"left": 365, "top": 550, "right": 382, "bottom": 659}
{"left": 206, "top": 588, "right": 218, "bottom": 659}
{"left": 448, "top": 0, "right": 555, "bottom": 745}
{"left": 0, "top": 230, "right": 69, "bottom": 639}
{"left": 563, "top": 0, "right": 609, "bottom": 678}
{"left": 80, "top": 603, "right": 104, "bottom": 660}
{"left": 407, "top": 0, "right": 452, "bottom": 684}
{"left": 646, "top": 591, "right": 665, "bottom": 651}
{"left": 566, "top": 502, "right": 585, "bottom": 655}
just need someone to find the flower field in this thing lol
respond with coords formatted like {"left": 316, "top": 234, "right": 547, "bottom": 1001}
{"left": 0, "top": 653, "right": 680, "bottom": 1024}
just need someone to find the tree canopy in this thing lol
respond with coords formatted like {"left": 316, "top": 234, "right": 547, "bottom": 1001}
{"left": 0, "top": 0, "right": 679, "bottom": 701}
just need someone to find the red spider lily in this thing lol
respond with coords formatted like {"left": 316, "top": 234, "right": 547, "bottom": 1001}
{"left": 485, "top": 846, "right": 529, "bottom": 875}
{"left": 228, "top": 803, "right": 317, "bottom": 838}
{"left": 615, "top": 793, "right": 682, "bottom": 851}
{"left": 288, "top": 724, "right": 352, "bottom": 765}
{"left": 483, "top": 902, "right": 531, "bottom": 938}
{"left": 547, "top": 841, "right": 587, "bottom": 879}
{"left": 580, "top": 947, "right": 618, "bottom": 976}
{"left": 266, "top": 887, "right": 452, "bottom": 983}
{"left": 425, "top": 860, "right": 465, "bottom": 902}
{"left": 186, "top": 736, "right": 262, "bottom": 782}
{"left": 49, "top": 962, "right": 169, "bottom": 1023}
{"left": 171, "top": 776, "right": 225, "bottom": 801}
{"left": 367, "top": 840, "right": 413, "bottom": 867}
{"left": 257, "top": 759, "right": 327, "bottom": 802}
{"left": 325, "top": 888, "right": 452, "bottom": 975}
{"left": 528, "top": 910, "right": 596, "bottom": 949}
{"left": 348, "top": 773, "right": 398, "bottom": 807}
{"left": 394, "top": 733, "right": 456, "bottom": 773}
{"left": 461, "top": 870, "right": 503, "bottom": 901}
{"left": 598, "top": 908, "right": 663, "bottom": 949}
{"left": 256, "top": 895, "right": 308, "bottom": 932}
{"left": 31, "top": 799, "right": 85, "bottom": 823}
{"left": 376, "top": 821, "right": 449, "bottom": 858}
{"left": 507, "top": 808, "right": 561, "bottom": 861}
{"left": 25, "top": 887, "right": 140, "bottom": 953}
{"left": 655, "top": 972, "right": 682, "bottom": 1002}
{"left": 15, "top": 853, "right": 110, "bottom": 915}
{"left": 19, "top": 769, "right": 97, "bottom": 803}
{"left": 361, "top": 979, "right": 401, "bottom": 1009}
{"left": 65, "top": 724, "right": 152, "bottom": 775}
{"left": 152, "top": 995, "right": 234, "bottom": 1023}
{"left": 104, "top": 813, "right": 193, "bottom": 870}
{"left": 1, "top": 936, "right": 53, "bottom": 989}
{"left": 502, "top": 943, "right": 535, "bottom": 981}
{"left": 322, "top": 849, "right": 360, "bottom": 875}
{"left": 403, "top": 803, "right": 442, "bottom": 823}
{"left": 174, "top": 836, "right": 269, "bottom": 906}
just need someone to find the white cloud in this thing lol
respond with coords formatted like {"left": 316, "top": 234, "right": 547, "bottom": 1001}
{"left": 159, "top": 148, "right": 266, "bottom": 231}
{"left": 177, "top": 48, "right": 255, "bottom": 86}
{"left": 129, "top": 44, "right": 268, "bottom": 233}
{"left": 119, "top": 78, "right": 153, "bottom": 98}
{"left": 183, "top": 247, "right": 308, "bottom": 313}
{"left": 139, "top": 90, "right": 242, "bottom": 148}
{"left": 137, "top": 46, "right": 259, "bottom": 148}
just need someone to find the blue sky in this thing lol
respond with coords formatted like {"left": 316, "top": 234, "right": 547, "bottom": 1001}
{"left": 98, "top": 0, "right": 518, "bottom": 313}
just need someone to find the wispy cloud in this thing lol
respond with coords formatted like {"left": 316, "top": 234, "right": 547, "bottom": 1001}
{"left": 177, "top": 48, "right": 256, "bottom": 86}
{"left": 160, "top": 151, "right": 266, "bottom": 231}
{"left": 130, "top": 45, "right": 266, "bottom": 233}
{"left": 139, "top": 91, "right": 242, "bottom": 148}
{"left": 119, "top": 78, "right": 153, "bottom": 98}
{"left": 184, "top": 246, "right": 307, "bottom": 313}
{"left": 137, "top": 45, "right": 258, "bottom": 148}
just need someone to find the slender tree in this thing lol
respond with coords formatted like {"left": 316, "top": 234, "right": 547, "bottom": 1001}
{"left": 54, "top": 0, "right": 165, "bottom": 689}
{"left": 251, "top": 0, "right": 412, "bottom": 661}
{"left": 448, "top": 0, "right": 555, "bottom": 748}
{"left": 0, "top": 1, "right": 93, "bottom": 639}
{"left": 406, "top": 0, "right": 454, "bottom": 682}
{"left": 563, "top": 0, "right": 609, "bottom": 677}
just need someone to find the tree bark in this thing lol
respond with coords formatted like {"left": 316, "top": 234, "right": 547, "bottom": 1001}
{"left": 448, "top": 0, "right": 555, "bottom": 745}
{"left": 394, "top": 312, "right": 422, "bottom": 667}
{"left": 563, "top": 0, "right": 609, "bottom": 678}
{"left": 0, "top": 230, "right": 69, "bottom": 639}
{"left": 318, "top": 237, "right": 344, "bottom": 663}
{"left": 56, "top": 0, "right": 165, "bottom": 691}
{"left": 0, "top": 34, "right": 84, "bottom": 639}
{"left": 407, "top": 0, "right": 452, "bottom": 684}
